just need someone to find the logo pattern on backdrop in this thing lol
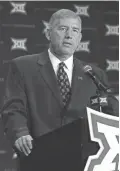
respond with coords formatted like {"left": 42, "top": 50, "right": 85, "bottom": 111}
{"left": 74, "top": 5, "right": 90, "bottom": 17}
{"left": 11, "top": 38, "right": 27, "bottom": 51}
{"left": 105, "top": 25, "right": 119, "bottom": 36}
{"left": 0, "top": 2, "right": 119, "bottom": 171}
{"left": 106, "top": 59, "right": 119, "bottom": 71}
{"left": 76, "top": 41, "right": 90, "bottom": 53}
{"left": 10, "top": 2, "right": 27, "bottom": 15}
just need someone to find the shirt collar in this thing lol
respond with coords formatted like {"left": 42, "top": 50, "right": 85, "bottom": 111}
{"left": 48, "top": 49, "right": 73, "bottom": 71}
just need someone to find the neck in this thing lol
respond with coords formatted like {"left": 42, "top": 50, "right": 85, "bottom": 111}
{"left": 49, "top": 47, "right": 72, "bottom": 61}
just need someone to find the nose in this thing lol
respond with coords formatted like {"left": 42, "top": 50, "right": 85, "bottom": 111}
{"left": 65, "top": 29, "right": 72, "bottom": 39}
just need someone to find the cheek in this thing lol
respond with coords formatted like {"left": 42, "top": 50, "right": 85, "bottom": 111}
{"left": 51, "top": 33, "right": 63, "bottom": 44}
{"left": 74, "top": 36, "right": 81, "bottom": 45}
{"left": 73, "top": 39, "right": 79, "bottom": 48}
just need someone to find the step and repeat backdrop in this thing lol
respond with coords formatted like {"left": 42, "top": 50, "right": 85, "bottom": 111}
{"left": 0, "top": 1, "right": 119, "bottom": 171}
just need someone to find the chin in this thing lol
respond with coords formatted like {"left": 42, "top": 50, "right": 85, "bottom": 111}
{"left": 62, "top": 49, "right": 74, "bottom": 55}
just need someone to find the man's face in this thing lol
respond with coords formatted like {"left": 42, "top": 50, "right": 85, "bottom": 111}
{"left": 47, "top": 17, "right": 82, "bottom": 58}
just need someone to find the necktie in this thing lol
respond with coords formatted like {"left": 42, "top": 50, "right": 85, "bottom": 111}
{"left": 57, "top": 62, "right": 71, "bottom": 107}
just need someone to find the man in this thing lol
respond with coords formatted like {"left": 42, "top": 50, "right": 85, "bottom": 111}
{"left": 1, "top": 9, "right": 118, "bottom": 169}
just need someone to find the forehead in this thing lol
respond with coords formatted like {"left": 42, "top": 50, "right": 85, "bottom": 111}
{"left": 53, "top": 17, "right": 81, "bottom": 28}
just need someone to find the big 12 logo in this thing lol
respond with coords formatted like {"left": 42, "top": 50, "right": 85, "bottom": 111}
{"left": 84, "top": 107, "right": 119, "bottom": 171}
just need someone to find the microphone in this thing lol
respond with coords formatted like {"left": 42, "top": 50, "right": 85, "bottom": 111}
{"left": 90, "top": 95, "right": 108, "bottom": 106}
{"left": 90, "top": 95, "right": 108, "bottom": 112}
{"left": 83, "top": 65, "right": 111, "bottom": 93}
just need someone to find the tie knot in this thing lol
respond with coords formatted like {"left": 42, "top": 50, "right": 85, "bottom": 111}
{"left": 59, "top": 62, "right": 66, "bottom": 68}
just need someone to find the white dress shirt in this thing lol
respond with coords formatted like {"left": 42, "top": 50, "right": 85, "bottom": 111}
{"left": 48, "top": 49, "right": 73, "bottom": 86}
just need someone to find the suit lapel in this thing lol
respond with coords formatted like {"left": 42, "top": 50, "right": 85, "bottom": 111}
{"left": 37, "top": 51, "right": 63, "bottom": 107}
{"left": 68, "top": 57, "right": 89, "bottom": 109}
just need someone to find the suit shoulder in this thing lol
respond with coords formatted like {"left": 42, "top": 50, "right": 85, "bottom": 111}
{"left": 75, "top": 57, "right": 103, "bottom": 72}
{"left": 75, "top": 57, "right": 104, "bottom": 78}
{"left": 12, "top": 53, "right": 40, "bottom": 64}
{"left": 90, "top": 63, "right": 102, "bottom": 72}
{"left": 11, "top": 51, "right": 46, "bottom": 67}
{"left": 74, "top": 57, "right": 86, "bottom": 67}
{"left": 9, "top": 52, "right": 45, "bottom": 73}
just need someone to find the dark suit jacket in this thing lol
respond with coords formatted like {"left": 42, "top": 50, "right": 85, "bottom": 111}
{"left": 1, "top": 50, "right": 118, "bottom": 167}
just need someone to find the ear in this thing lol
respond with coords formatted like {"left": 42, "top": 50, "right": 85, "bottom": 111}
{"left": 78, "top": 32, "right": 82, "bottom": 45}
{"left": 76, "top": 33, "right": 82, "bottom": 51}
{"left": 45, "top": 29, "right": 51, "bottom": 41}
{"left": 79, "top": 32, "right": 82, "bottom": 41}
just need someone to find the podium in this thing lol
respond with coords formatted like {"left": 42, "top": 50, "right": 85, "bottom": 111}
{"left": 18, "top": 118, "right": 99, "bottom": 171}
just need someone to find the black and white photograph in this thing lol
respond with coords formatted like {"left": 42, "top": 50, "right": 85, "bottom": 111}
{"left": 0, "top": 1, "right": 119, "bottom": 171}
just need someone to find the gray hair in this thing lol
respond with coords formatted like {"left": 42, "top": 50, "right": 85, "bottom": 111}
{"left": 49, "top": 9, "right": 82, "bottom": 29}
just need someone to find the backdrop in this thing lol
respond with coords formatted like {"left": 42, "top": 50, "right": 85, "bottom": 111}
{"left": 0, "top": 1, "right": 119, "bottom": 171}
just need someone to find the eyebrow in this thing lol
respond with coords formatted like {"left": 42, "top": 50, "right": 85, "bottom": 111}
{"left": 58, "top": 25, "right": 67, "bottom": 27}
{"left": 58, "top": 25, "right": 80, "bottom": 30}
{"left": 72, "top": 27, "right": 79, "bottom": 30}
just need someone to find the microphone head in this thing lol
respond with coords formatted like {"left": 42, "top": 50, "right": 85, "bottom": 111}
{"left": 83, "top": 65, "right": 92, "bottom": 73}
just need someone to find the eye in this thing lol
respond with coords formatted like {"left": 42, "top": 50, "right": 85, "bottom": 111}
{"left": 59, "top": 27, "right": 67, "bottom": 31}
{"left": 73, "top": 29, "right": 79, "bottom": 33}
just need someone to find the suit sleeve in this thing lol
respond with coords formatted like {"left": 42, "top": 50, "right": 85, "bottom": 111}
{"left": 1, "top": 60, "right": 29, "bottom": 146}
{"left": 95, "top": 67, "right": 119, "bottom": 116}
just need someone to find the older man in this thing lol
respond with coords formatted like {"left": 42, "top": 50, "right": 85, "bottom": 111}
{"left": 1, "top": 9, "right": 118, "bottom": 170}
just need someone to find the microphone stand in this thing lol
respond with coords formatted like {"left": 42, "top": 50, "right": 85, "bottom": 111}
{"left": 96, "top": 89, "right": 102, "bottom": 112}
{"left": 95, "top": 86, "right": 110, "bottom": 113}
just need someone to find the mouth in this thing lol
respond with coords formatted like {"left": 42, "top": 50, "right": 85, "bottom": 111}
{"left": 63, "top": 42, "right": 72, "bottom": 46}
